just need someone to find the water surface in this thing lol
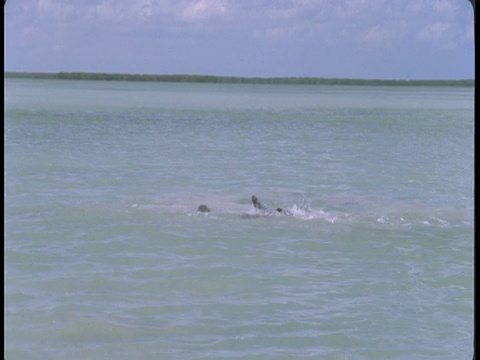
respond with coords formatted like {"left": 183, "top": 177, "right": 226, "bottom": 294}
{"left": 4, "top": 79, "right": 474, "bottom": 359}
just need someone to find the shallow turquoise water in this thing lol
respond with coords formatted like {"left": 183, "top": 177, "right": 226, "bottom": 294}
{"left": 4, "top": 79, "right": 474, "bottom": 359}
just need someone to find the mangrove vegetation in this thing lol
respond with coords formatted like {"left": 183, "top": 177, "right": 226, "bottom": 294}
{"left": 4, "top": 72, "right": 474, "bottom": 87}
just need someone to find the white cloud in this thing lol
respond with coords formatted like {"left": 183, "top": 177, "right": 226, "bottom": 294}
{"left": 248, "top": 0, "right": 471, "bottom": 49}
{"left": 254, "top": 25, "right": 300, "bottom": 40}
{"left": 433, "top": 0, "right": 459, "bottom": 15}
{"left": 9, "top": 0, "right": 473, "bottom": 48}
{"left": 362, "top": 25, "right": 391, "bottom": 45}
{"left": 418, "top": 21, "right": 452, "bottom": 44}
{"left": 334, "top": 0, "right": 386, "bottom": 20}
{"left": 181, "top": 0, "right": 229, "bottom": 22}
{"left": 30, "top": 0, "right": 231, "bottom": 24}
{"left": 37, "top": 0, "right": 75, "bottom": 20}
{"left": 92, "top": 0, "right": 169, "bottom": 23}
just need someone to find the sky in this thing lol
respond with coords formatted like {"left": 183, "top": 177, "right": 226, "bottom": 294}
{"left": 4, "top": 0, "right": 475, "bottom": 80}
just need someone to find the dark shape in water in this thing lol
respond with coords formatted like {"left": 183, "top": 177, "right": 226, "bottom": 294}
{"left": 252, "top": 195, "right": 293, "bottom": 216}
{"left": 196, "top": 196, "right": 292, "bottom": 218}
{"left": 197, "top": 204, "right": 211, "bottom": 213}
{"left": 251, "top": 195, "right": 267, "bottom": 210}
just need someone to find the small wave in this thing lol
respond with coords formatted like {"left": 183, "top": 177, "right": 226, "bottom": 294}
{"left": 428, "top": 216, "right": 450, "bottom": 227}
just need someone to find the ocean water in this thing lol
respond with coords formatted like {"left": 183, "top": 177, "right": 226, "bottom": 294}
{"left": 4, "top": 79, "right": 474, "bottom": 359}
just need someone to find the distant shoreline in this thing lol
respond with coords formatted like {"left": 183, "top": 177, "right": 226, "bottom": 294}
{"left": 4, "top": 71, "right": 474, "bottom": 87}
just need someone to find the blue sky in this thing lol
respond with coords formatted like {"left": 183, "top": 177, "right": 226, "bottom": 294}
{"left": 4, "top": 0, "right": 475, "bottom": 79}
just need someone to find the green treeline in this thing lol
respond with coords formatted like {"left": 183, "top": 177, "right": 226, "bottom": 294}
{"left": 4, "top": 71, "right": 474, "bottom": 87}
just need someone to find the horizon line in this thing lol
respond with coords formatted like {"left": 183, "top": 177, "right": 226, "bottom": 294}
{"left": 4, "top": 71, "right": 475, "bottom": 86}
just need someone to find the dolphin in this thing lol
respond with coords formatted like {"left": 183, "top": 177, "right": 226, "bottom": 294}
{"left": 251, "top": 195, "right": 267, "bottom": 210}
{"left": 196, "top": 196, "right": 292, "bottom": 218}
{"left": 197, "top": 204, "right": 211, "bottom": 213}
{"left": 251, "top": 195, "right": 293, "bottom": 216}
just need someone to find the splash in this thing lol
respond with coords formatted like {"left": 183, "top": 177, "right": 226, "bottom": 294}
{"left": 126, "top": 192, "right": 472, "bottom": 230}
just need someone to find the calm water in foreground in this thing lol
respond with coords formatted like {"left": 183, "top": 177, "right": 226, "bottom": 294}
{"left": 4, "top": 79, "right": 474, "bottom": 359}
